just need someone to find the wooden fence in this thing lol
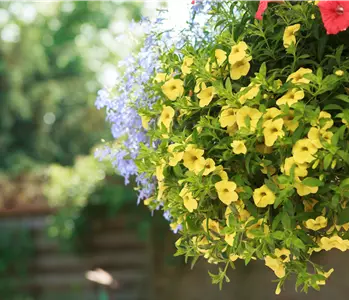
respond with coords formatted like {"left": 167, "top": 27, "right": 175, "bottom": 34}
{"left": 0, "top": 207, "right": 152, "bottom": 300}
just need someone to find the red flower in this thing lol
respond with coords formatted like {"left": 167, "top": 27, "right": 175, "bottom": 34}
{"left": 255, "top": 1, "right": 284, "bottom": 20}
{"left": 318, "top": 1, "right": 349, "bottom": 35}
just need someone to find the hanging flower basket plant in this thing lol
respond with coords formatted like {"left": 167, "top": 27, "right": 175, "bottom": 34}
{"left": 97, "top": 0, "right": 349, "bottom": 294}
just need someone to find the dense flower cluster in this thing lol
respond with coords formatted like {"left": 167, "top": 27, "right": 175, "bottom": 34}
{"left": 99, "top": 0, "right": 349, "bottom": 295}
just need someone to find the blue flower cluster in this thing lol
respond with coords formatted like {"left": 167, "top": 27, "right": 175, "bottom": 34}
{"left": 95, "top": 1, "right": 214, "bottom": 223}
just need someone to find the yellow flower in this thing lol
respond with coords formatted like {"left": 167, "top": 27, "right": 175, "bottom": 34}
{"left": 236, "top": 106, "right": 262, "bottom": 132}
{"left": 155, "top": 161, "right": 165, "bottom": 181}
{"left": 305, "top": 216, "right": 328, "bottom": 231}
{"left": 219, "top": 107, "right": 237, "bottom": 128}
{"left": 157, "top": 181, "right": 167, "bottom": 200}
{"left": 230, "top": 56, "right": 252, "bottom": 80}
{"left": 226, "top": 124, "right": 238, "bottom": 136}
{"left": 225, "top": 232, "right": 236, "bottom": 246}
{"left": 292, "top": 139, "right": 318, "bottom": 164}
{"left": 263, "top": 107, "right": 281, "bottom": 127}
{"left": 140, "top": 114, "right": 151, "bottom": 130}
{"left": 317, "top": 111, "right": 334, "bottom": 131}
{"left": 154, "top": 73, "right": 167, "bottom": 83}
{"left": 215, "top": 180, "right": 238, "bottom": 205}
{"left": 317, "top": 268, "right": 334, "bottom": 285}
{"left": 215, "top": 49, "right": 227, "bottom": 66}
{"left": 216, "top": 166, "right": 229, "bottom": 181}
{"left": 183, "top": 145, "right": 206, "bottom": 173}
{"left": 229, "top": 254, "right": 240, "bottom": 262}
{"left": 181, "top": 56, "right": 194, "bottom": 75}
{"left": 143, "top": 196, "right": 154, "bottom": 206}
{"left": 158, "top": 106, "right": 175, "bottom": 130}
{"left": 265, "top": 256, "right": 286, "bottom": 278}
{"left": 322, "top": 131, "right": 333, "bottom": 145}
{"left": 202, "top": 218, "right": 221, "bottom": 239}
{"left": 287, "top": 68, "right": 312, "bottom": 85}
{"left": 194, "top": 79, "right": 206, "bottom": 93}
{"left": 180, "top": 186, "right": 198, "bottom": 213}
{"left": 283, "top": 110, "right": 299, "bottom": 132}
{"left": 294, "top": 180, "right": 319, "bottom": 196}
{"left": 231, "top": 140, "right": 247, "bottom": 155}
{"left": 335, "top": 70, "right": 344, "bottom": 76}
{"left": 228, "top": 41, "right": 248, "bottom": 65}
{"left": 203, "top": 158, "right": 216, "bottom": 176}
{"left": 161, "top": 78, "right": 184, "bottom": 100}
{"left": 276, "top": 88, "right": 304, "bottom": 107}
{"left": 283, "top": 24, "right": 300, "bottom": 48}
{"left": 311, "top": 14, "right": 316, "bottom": 20}
{"left": 319, "top": 235, "right": 349, "bottom": 252}
{"left": 253, "top": 185, "right": 275, "bottom": 208}
{"left": 263, "top": 119, "right": 284, "bottom": 147}
{"left": 282, "top": 157, "right": 308, "bottom": 178}
{"left": 168, "top": 144, "right": 184, "bottom": 167}
{"left": 308, "top": 127, "right": 323, "bottom": 148}
{"left": 198, "top": 86, "right": 216, "bottom": 107}
{"left": 275, "top": 248, "right": 291, "bottom": 263}
{"left": 239, "top": 84, "right": 260, "bottom": 104}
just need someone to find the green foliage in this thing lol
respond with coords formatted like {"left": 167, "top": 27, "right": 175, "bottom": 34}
{"left": 129, "top": 0, "right": 349, "bottom": 294}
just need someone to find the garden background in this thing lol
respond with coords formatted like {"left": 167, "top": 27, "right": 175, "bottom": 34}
{"left": 0, "top": 1, "right": 349, "bottom": 300}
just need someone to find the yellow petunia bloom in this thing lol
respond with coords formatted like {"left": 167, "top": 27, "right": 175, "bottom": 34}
{"left": 294, "top": 180, "right": 319, "bottom": 196}
{"left": 287, "top": 67, "right": 312, "bottom": 84}
{"left": 161, "top": 78, "right": 184, "bottom": 100}
{"left": 140, "top": 114, "right": 151, "bottom": 130}
{"left": 231, "top": 140, "right": 247, "bottom": 155}
{"left": 219, "top": 107, "right": 237, "bottom": 128}
{"left": 283, "top": 24, "right": 300, "bottom": 48}
{"left": 155, "top": 161, "right": 165, "bottom": 181}
{"left": 158, "top": 106, "right": 175, "bottom": 130}
{"left": 180, "top": 186, "right": 198, "bottom": 213}
{"left": 236, "top": 106, "right": 262, "bottom": 132}
{"left": 265, "top": 256, "right": 286, "bottom": 278}
{"left": 276, "top": 88, "right": 304, "bottom": 107}
{"left": 183, "top": 145, "right": 206, "bottom": 174}
{"left": 308, "top": 127, "right": 323, "bottom": 148}
{"left": 263, "top": 119, "right": 284, "bottom": 147}
{"left": 263, "top": 107, "right": 281, "bottom": 127}
{"left": 215, "top": 49, "right": 227, "bottom": 66}
{"left": 167, "top": 144, "right": 184, "bottom": 167}
{"left": 154, "top": 72, "right": 167, "bottom": 83}
{"left": 305, "top": 216, "right": 328, "bottom": 231}
{"left": 317, "top": 268, "right": 334, "bottom": 285}
{"left": 283, "top": 110, "right": 299, "bottom": 132}
{"left": 181, "top": 56, "right": 194, "bottom": 75}
{"left": 317, "top": 111, "right": 334, "bottom": 131}
{"left": 194, "top": 79, "right": 206, "bottom": 93}
{"left": 275, "top": 248, "right": 291, "bottom": 263}
{"left": 292, "top": 138, "right": 318, "bottom": 164}
{"left": 230, "top": 56, "right": 252, "bottom": 80}
{"left": 282, "top": 157, "right": 308, "bottom": 178}
{"left": 198, "top": 86, "right": 216, "bottom": 107}
{"left": 319, "top": 235, "right": 349, "bottom": 252}
{"left": 335, "top": 70, "right": 344, "bottom": 76}
{"left": 216, "top": 166, "right": 229, "bottom": 181}
{"left": 157, "top": 181, "right": 167, "bottom": 200}
{"left": 228, "top": 41, "right": 248, "bottom": 65}
{"left": 253, "top": 185, "right": 275, "bottom": 208}
{"left": 215, "top": 180, "right": 238, "bottom": 205}
{"left": 322, "top": 131, "right": 333, "bottom": 145}
{"left": 202, "top": 218, "right": 221, "bottom": 239}
{"left": 225, "top": 232, "right": 236, "bottom": 246}
{"left": 239, "top": 84, "right": 260, "bottom": 104}
{"left": 203, "top": 158, "right": 216, "bottom": 176}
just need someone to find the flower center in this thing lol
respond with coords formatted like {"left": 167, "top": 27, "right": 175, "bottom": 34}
{"left": 235, "top": 61, "right": 245, "bottom": 68}
{"left": 260, "top": 192, "right": 267, "bottom": 197}
{"left": 301, "top": 146, "right": 309, "bottom": 152}
{"left": 336, "top": 5, "right": 344, "bottom": 15}
{"left": 171, "top": 85, "right": 177, "bottom": 91}
{"left": 223, "top": 188, "right": 229, "bottom": 193}
{"left": 164, "top": 113, "right": 170, "bottom": 119}
{"left": 271, "top": 127, "right": 279, "bottom": 133}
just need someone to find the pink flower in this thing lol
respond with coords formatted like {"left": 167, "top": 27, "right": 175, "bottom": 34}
{"left": 255, "top": 1, "right": 284, "bottom": 20}
{"left": 318, "top": 1, "right": 349, "bottom": 35}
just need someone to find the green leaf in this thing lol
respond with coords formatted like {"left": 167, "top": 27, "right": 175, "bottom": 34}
{"left": 272, "top": 231, "right": 284, "bottom": 240}
{"left": 323, "top": 104, "right": 343, "bottom": 111}
{"left": 292, "top": 236, "right": 306, "bottom": 250}
{"left": 337, "top": 208, "right": 349, "bottom": 225}
{"left": 335, "top": 94, "right": 349, "bottom": 103}
{"left": 301, "top": 177, "right": 323, "bottom": 187}
{"left": 340, "top": 178, "right": 349, "bottom": 189}
{"left": 323, "top": 153, "right": 333, "bottom": 170}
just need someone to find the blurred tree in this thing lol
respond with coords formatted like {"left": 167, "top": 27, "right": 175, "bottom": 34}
{"left": 0, "top": 2, "right": 142, "bottom": 174}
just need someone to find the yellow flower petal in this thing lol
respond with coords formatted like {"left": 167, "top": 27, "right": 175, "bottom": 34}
{"left": 253, "top": 185, "right": 275, "bottom": 208}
